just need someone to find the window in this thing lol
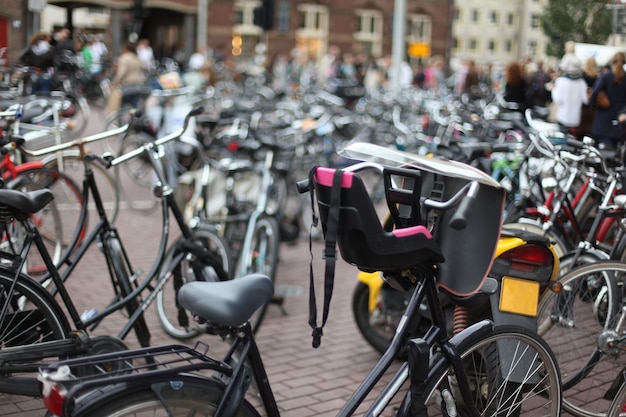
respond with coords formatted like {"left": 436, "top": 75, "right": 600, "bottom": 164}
{"left": 295, "top": 4, "right": 329, "bottom": 60}
{"left": 469, "top": 38, "right": 478, "bottom": 51}
{"left": 507, "top": 13, "right": 514, "bottom": 26}
{"left": 233, "top": 1, "right": 262, "bottom": 57}
{"left": 233, "top": 1, "right": 262, "bottom": 33}
{"left": 531, "top": 14, "right": 540, "bottom": 29}
{"left": 407, "top": 14, "right": 432, "bottom": 44}
{"left": 452, "top": 37, "right": 459, "bottom": 50}
{"left": 454, "top": 7, "right": 461, "bottom": 21}
{"left": 355, "top": 9, "right": 383, "bottom": 57}
{"left": 488, "top": 11, "right": 499, "bottom": 25}
{"left": 505, "top": 40, "right": 512, "bottom": 53}
{"left": 488, "top": 40, "right": 496, "bottom": 53}
{"left": 471, "top": 9, "right": 480, "bottom": 23}
{"left": 528, "top": 40, "right": 537, "bottom": 56}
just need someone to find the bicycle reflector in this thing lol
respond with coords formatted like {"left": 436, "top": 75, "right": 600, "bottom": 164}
{"left": 490, "top": 244, "right": 556, "bottom": 282}
{"left": 39, "top": 366, "right": 70, "bottom": 416}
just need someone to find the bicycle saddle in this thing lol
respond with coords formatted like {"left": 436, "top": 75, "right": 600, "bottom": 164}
{"left": 0, "top": 189, "right": 53, "bottom": 218}
{"left": 177, "top": 274, "right": 274, "bottom": 328}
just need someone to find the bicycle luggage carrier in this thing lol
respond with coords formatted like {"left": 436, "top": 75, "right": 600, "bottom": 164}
{"left": 39, "top": 342, "right": 231, "bottom": 400}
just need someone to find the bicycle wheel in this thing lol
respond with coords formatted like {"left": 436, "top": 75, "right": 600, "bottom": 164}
{"left": 352, "top": 281, "right": 430, "bottom": 356}
{"left": 237, "top": 215, "right": 279, "bottom": 333}
{"left": 8, "top": 168, "right": 83, "bottom": 275}
{"left": 607, "top": 377, "right": 626, "bottom": 417}
{"left": 115, "top": 132, "right": 161, "bottom": 213}
{"left": 424, "top": 324, "right": 561, "bottom": 417}
{"left": 536, "top": 261, "right": 625, "bottom": 417}
{"left": 104, "top": 236, "right": 151, "bottom": 348}
{"left": 42, "top": 150, "right": 120, "bottom": 223}
{"left": 71, "top": 378, "right": 262, "bottom": 417}
{"left": 156, "top": 226, "right": 231, "bottom": 340}
{"left": 102, "top": 106, "right": 134, "bottom": 154}
{"left": 0, "top": 266, "right": 69, "bottom": 350}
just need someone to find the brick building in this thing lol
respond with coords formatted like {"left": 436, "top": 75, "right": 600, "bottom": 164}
{"left": 5, "top": 0, "right": 453, "bottom": 71}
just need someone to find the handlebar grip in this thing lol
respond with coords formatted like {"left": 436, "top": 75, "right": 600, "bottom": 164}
{"left": 566, "top": 138, "right": 584, "bottom": 149}
{"left": 448, "top": 182, "right": 479, "bottom": 230}
{"left": 296, "top": 179, "right": 310, "bottom": 194}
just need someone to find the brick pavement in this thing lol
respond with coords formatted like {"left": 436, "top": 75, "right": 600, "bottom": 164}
{"left": 0, "top": 218, "right": 388, "bottom": 416}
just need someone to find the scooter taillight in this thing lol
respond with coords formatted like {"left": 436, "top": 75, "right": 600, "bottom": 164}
{"left": 491, "top": 244, "right": 556, "bottom": 282}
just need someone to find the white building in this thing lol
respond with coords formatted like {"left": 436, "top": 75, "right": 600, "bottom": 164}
{"left": 451, "top": 0, "right": 550, "bottom": 70}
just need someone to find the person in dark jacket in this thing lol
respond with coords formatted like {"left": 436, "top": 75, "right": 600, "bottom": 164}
{"left": 19, "top": 31, "right": 56, "bottom": 93}
{"left": 19, "top": 31, "right": 55, "bottom": 70}
{"left": 503, "top": 60, "right": 530, "bottom": 111}
{"left": 589, "top": 52, "right": 626, "bottom": 149}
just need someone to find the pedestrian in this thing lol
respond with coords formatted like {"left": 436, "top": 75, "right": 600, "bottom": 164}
{"left": 18, "top": 30, "right": 56, "bottom": 93}
{"left": 589, "top": 52, "right": 626, "bottom": 149}
{"left": 528, "top": 60, "right": 551, "bottom": 108}
{"left": 550, "top": 57, "right": 588, "bottom": 135}
{"left": 579, "top": 56, "right": 600, "bottom": 138}
{"left": 136, "top": 39, "right": 155, "bottom": 74}
{"left": 107, "top": 41, "right": 146, "bottom": 113}
{"left": 503, "top": 60, "right": 529, "bottom": 111}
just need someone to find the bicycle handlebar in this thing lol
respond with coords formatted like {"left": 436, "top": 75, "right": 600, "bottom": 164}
{"left": 18, "top": 122, "right": 131, "bottom": 157}
{"left": 109, "top": 106, "right": 204, "bottom": 168}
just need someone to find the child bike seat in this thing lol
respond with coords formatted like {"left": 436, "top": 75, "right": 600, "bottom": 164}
{"left": 313, "top": 167, "right": 443, "bottom": 272}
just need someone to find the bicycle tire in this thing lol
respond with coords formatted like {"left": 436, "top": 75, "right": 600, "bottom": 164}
{"left": 102, "top": 106, "right": 134, "bottom": 154}
{"left": 70, "top": 376, "right": 262, "bottom": 417}
{"left": 8, "top": 167, "right": 83, "bottom": 275}
{"left": 41, "top": 150, "right": 121, "bottom": 223}
{"left": 352, "top": 281, "right": 430, "bottom": 357}
{"left": 237, "top": 215, "right": 279, "bottom": 334}
{"left": 0, "top": 266, "right": 69, "bottom": 353}
{"left": 536, "top": 260, "right": 625, "bottom": 417}
{"left": 114, "top": 132, "right": 161, "bottom": 213}
{"left": 607, "top": 377, "right": 626, "bottom": 417}
{"left": 423, "top": 323, "right": 561, "bottom": 417}
{"left": 156, "top": 226, "right": 231, "bottom": 340}
{"left": 104, "top": 236, "right": 151, "bottom": 348}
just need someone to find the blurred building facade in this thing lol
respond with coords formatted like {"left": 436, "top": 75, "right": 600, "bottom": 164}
{"left": 0, "top": 0, "right": 454, "bottom": 70}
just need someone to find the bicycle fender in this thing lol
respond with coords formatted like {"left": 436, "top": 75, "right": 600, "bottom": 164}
{"left": 490, "top": 291, "right": 541, "bottom": 384}
{"left": 69, "top": 374, "right": 218, "bottom": 417}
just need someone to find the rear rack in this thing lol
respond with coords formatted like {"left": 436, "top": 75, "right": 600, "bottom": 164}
{"left": 40, "top": 342, "right": 232, "bottom": 394}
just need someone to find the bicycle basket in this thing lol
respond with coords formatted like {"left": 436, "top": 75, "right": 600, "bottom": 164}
{"left": 312, "top": 166, "right": 444, "bottom": 272}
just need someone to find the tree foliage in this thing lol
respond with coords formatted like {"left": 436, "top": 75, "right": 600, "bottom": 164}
{"left": 540, "top": 0, "right": 613, "bottom": 57}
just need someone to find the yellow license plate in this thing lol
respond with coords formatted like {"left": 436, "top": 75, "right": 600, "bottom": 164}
{"left": 499, "top": 277, "right": 540, "bottom": 317}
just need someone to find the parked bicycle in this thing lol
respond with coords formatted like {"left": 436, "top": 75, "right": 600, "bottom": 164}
{"left": 0, "top": 107, "right": 230, "bottom": 399}
{"left": 38, "top": 142, "right": 562, "bottom": 417}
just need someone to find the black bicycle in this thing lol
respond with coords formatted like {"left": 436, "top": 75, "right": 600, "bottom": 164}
{"left": 39, "top": 142, "right": 562, "bottom": 417}
{"left": 0, "top": 107, "right": 231, "bottom": 398}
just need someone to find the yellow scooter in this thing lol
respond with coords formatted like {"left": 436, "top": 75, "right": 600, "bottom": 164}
{"left": 353, "top": 226, "right": 561, "bottom": 355}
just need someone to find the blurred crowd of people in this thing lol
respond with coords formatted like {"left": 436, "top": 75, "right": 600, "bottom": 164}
{"left": 15, "top": 29, "right": 626, "bottom": 146}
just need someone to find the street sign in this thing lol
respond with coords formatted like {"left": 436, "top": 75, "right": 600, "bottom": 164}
{"left": 408, "top": 42, "right": 431, "bottom": 58}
